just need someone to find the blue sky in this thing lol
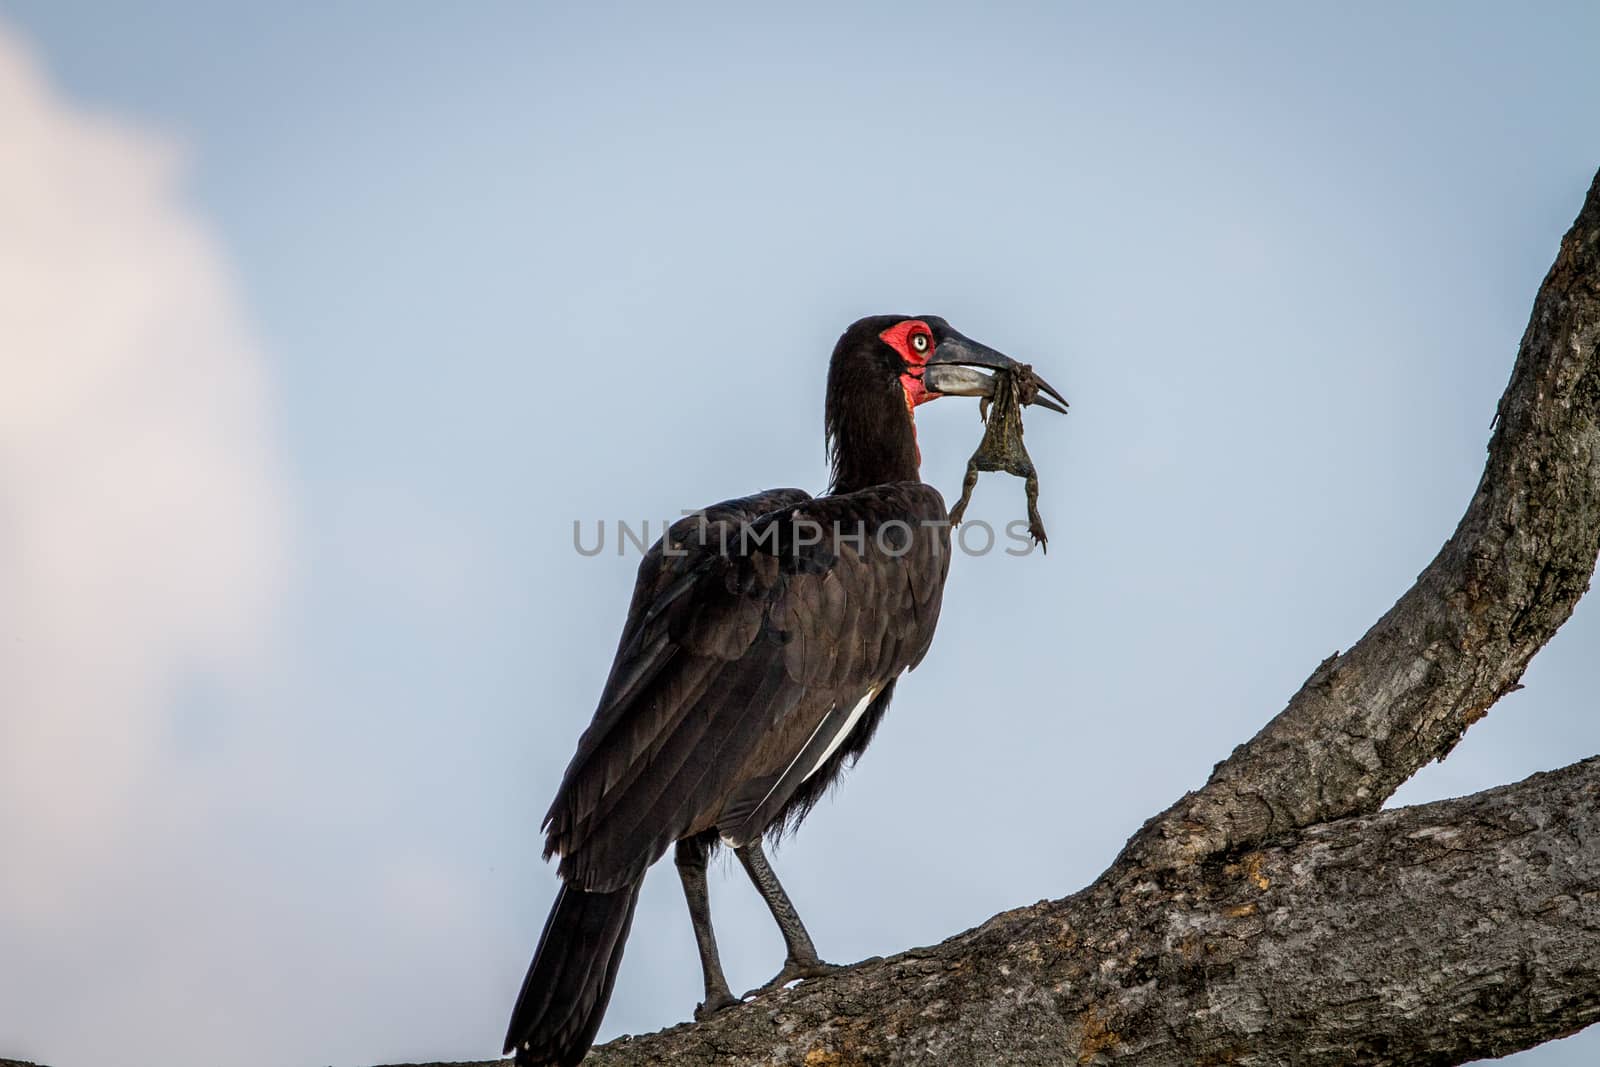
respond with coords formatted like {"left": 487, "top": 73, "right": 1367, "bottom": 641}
{"left": 1, "top": 4, "right": 1597, "bottom": 1065}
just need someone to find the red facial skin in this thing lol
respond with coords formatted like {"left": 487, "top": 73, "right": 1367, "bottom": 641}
{"left": 878, "top": 319, "right": 940, "bottom": 412}
{"left": 879, "top": 319, "right": 939, "bottom": 465}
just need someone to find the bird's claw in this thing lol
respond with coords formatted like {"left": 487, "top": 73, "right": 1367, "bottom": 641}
{"left": 693, "top": 989, "right": 742, "bottom": 1020}
{"left": 741, "top": 958, "right": 843, "bottom": 999}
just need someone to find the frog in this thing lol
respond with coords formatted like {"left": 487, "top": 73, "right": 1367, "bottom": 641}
{"left": 946, "top": 363, "right": 1049, "bottom": 551}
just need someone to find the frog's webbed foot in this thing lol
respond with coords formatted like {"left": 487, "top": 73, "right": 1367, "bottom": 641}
{"left": 1024, "top": 469, "right": 1047, "bottom": 552}
{"left": 948, "top": 459, "right": 981, "bottom": 527}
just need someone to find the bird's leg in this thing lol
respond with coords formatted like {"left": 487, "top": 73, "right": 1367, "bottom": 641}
{"left": 674, "top": 839, "right": 740, "bottom": 1019}
{"left": 735, "top": 839, "right": 843, "bottom": 997}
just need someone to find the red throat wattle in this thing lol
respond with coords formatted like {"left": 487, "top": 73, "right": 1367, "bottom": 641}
{"left": 879, "top": 319, "right": 938, "bottom": 465}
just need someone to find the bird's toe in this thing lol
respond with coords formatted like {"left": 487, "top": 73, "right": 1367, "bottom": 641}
{"left": 742, "top": 958, "right": 844, "bottom": 999}
{"left": 693, "top": 990, "right": 742, "bottom": 1021}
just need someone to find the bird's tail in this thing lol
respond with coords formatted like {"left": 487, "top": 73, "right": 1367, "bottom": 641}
{"left": 504, "top": 880, "right": 642, "bottom": 1067}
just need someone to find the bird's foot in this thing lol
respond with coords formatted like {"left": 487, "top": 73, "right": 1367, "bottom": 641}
{"left": 693, "top": 988, "right": 742, "bottom": 1021}
{"left": 741, "top": 957, "right": 844, "bottom": 999}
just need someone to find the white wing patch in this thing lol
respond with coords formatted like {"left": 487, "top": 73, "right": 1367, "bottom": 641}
{"left": 803, "top": 687, "right": 879, "bottom": 782}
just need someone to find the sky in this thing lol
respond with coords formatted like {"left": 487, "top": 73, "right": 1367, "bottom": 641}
{"left": 0, "top": 4, "right": 1597, "bottom": 1066}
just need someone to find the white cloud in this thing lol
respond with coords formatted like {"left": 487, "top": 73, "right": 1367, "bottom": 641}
{"left": 0, "top": 8, "right": 287, "bottom": 1004}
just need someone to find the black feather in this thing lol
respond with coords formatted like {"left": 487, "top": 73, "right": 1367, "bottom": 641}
{"left": 505, "top": 882, "right": 640, "bottom": 1067}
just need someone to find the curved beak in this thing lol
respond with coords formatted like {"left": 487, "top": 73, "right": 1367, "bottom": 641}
{"left": 923, "top": 333, "right": 1069, "bottom": 413}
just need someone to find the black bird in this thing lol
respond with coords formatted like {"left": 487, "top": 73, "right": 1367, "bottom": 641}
{"left": 505, "top": 315, "right": 1067, "bottom": 1066}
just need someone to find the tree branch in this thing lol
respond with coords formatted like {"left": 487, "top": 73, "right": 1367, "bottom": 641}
{"left": 638, "top": 758, "right": 1600, "bottom": 1065}
{"left": 416, "top": 756, "right": 1600, "bottom": 1067}
{"left": 1117, "top": 167, "right": 1600, "bottom": 873}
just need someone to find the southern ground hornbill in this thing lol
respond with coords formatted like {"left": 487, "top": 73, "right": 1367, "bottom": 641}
{"left": 505, "top": 315, "right": 1066, "bottom": 1066}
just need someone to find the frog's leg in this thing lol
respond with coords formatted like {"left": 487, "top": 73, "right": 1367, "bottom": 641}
{"left": 949, "top": 457, "right": 981, "bottom": 526}
{"left": 1024, "top": 469, "right": 1047, "bottom": 551}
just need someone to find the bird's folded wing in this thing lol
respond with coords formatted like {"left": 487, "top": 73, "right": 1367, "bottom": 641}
{"left": 542, "top": 483, "right": 950, "bottom": 891}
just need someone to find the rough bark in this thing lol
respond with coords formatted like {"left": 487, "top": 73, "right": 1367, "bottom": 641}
{"left": 574, "top": 757, "right": 1600, "bottom": 1066}
{"left": 373, "top": 759, "right": 1600, "bottom": 1067}
{"left": 1117, "top": 165, "right": 1600, "bottom": 874}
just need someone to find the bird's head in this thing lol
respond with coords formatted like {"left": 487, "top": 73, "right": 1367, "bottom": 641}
{"left": 825, "top": 314, "right": 1067, "bottom": 493}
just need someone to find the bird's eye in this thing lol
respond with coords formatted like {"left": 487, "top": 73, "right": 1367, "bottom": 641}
{"left": 910, "top": 332, "right": 930, "bottom": 354}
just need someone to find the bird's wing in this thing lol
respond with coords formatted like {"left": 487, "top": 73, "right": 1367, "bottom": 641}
{"left": 542, "top": 482, "right": 950, "bottom": 891}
